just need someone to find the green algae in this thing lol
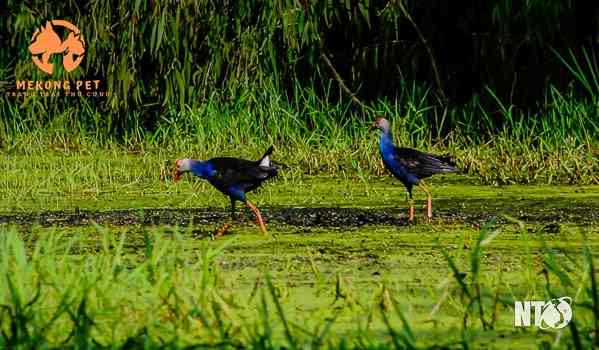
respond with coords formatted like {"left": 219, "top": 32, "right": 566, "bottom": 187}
{"left": 2, "top": 152, "right": 598, "bottom": 215}
{"left": 3, "top": 220, "right": 596, "bottom": 348}
{"left": 2, "top": 153, "right": 599, "bottom": 219}
{"left": 1, "top": 152, "right": 598, "bottom": 348}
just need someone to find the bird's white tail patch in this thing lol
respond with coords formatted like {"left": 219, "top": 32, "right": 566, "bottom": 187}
{"left": 259, "top": 156, "right": 270, "bottom": 167}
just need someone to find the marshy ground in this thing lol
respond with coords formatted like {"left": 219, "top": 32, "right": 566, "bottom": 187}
{"left": 4, "top": 1, "right": 599, "bottom": 346}
{"left": 1, "top": 157, "right": 598, "bottom": 348}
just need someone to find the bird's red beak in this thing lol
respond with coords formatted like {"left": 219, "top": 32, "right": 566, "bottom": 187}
{"left": 371, "top": 116, "right": 385, "bottom": 129}
{"left": 172, "top": 160, "right": 182, "bottom": 182}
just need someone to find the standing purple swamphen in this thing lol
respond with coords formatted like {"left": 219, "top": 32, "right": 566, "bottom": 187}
{"left": 372, "top": 117, "right": 458, "bottom": 222}
{"left": 172, "top": 146, "right": 278, "bottom": 234}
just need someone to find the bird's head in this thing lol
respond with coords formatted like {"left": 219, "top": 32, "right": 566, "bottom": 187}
{"left": 371, "top": 116, "right": 391, "bottom": 132}
{"left": 172, "top": 158, "right": 192, "bottom": 182}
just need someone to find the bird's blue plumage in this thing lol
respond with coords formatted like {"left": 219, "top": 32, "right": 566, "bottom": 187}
{"left": 379, "top": 129, "right": 420, "bottom": 188}
{"left": 226, "top": 186, "right": 246, "bottom": 202}
{"left": 176, "top": 147, "right": 278, "bottom": 226}
{"left": 189, "top": 160, "right": 215, "bottom": 178}
{"left": 188, "top": 160, "right": 246, "bottom": 200}
{"left": 373, "top": 117, "right": 458, "bottom": 220}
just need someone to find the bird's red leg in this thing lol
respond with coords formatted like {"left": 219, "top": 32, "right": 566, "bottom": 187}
{"left": 214, "top": 223, "right": 231, "bottom": 238}
{"left": 408, "top": 195, "right": 415, "bottom": 223}
{"left": 427, "top": 193, "right": 432, "bottom": 219}
{"left": 246, "top": 201, "right": 267, "bottom": 234}
{"left": 419, "top": 181, "right": 433, "bottom": 220}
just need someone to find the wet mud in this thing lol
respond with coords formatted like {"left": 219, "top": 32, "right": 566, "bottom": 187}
{"left": 1, "top": 203, "right": 597, "bottom": 228}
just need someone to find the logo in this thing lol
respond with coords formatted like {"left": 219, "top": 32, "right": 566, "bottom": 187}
{"left": 28, "top": 20, "right": 85, "bottom": 75}
{"left": 514, "top": 297, "right": 572, "bottom": 329}
{"left": 5, "top": 19, "right": 109, "bottom": 98}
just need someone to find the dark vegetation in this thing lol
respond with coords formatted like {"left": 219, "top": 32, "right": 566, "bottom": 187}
{"left": 1, "top": 1, "right": 597, "bottom": 133}
{"left": 1, "top": 3, "right": 599, "bottom": 347}
{"left": 1, "top": 1, "right": 599, "bottom": 184}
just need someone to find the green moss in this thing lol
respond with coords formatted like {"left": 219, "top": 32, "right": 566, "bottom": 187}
{"left": 2, "top": 220, "right": 596, "bottom": 348}
{"left": 1, "top": 152, "right": 598, "bottom": 348}
{"left": 2, "top": 152, "right": 599, "bottom": 215}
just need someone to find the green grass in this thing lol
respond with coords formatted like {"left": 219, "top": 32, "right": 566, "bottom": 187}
{"left": 3, "top": 0, "right": 598, "bottom": 186}
{"left": 1, "top": 216, "right": 597, "bottom": 348}
{"left": 2, "top": 2, "right": 599, "bottom": 347}
{"left": 2, "top": 151, "right": 599, "bottom": 215}
{"left": 1, "top": 154, "right": 599, "bottom": 348}
{"left": 3, "top": 51, "right": 598, "bottom": 185}
{"left": 4, "top": 19, "right": 599, "bottom": 185}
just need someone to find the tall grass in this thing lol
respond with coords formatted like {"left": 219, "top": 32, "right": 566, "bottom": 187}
{"left": 2, "top": 78, "right": 598, "bottom": 184}
{"left": 1, "top": 1, "right": 598, "bottom": 184}
{"left": 1, "top": 0, "right": 578, "bottom": 113}
{"left": 0, "top": 220, "right": 597, "bottom": 348}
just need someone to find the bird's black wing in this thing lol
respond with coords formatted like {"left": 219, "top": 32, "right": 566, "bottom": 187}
{"left": 394, "top": 147, "right": 457, "bottom": 179}
{"left": 209, "top": 157, "right": 269, "bottom": 182}
{"left": 209, "top": 156, "right": 277, "bottom": 192}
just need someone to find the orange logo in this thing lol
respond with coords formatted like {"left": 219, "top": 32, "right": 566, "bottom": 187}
{"left": 28, "top": 20, "right": 85, "bottom": 75}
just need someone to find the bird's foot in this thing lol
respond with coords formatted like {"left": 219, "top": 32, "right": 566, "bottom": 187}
{"left": 255, "top": 219, "right": 268, "bottom": 235}
{"left": 246, "top": 201, "right": 269, "bottom": 236}
{"left": 213, "top": 223, "right": 232, "bottom": 238}
{"left": 420, "top": 205, "right": 432, "bottom": 222}
{"left": 408, "top": 206, "right": 415, "bottom": 224}
{"left": 426, "top": 196, "right": 432, "bottom": 222}
{"left": 426, "top": 192, "right": 433, "bottom": 222}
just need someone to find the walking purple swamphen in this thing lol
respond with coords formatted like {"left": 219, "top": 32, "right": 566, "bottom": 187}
{"left": 372, "top": 117, "right": 458, "bottom": 222}
{"left": 172, "top": 146, "right": 278, "bottom": 234}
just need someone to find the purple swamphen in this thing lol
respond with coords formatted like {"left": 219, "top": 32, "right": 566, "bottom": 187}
{"left": 172, "top": 146, "right": 278, "bottom": 234}
{"left": 372, "top": 117, "right": 458, "bottom": 222}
